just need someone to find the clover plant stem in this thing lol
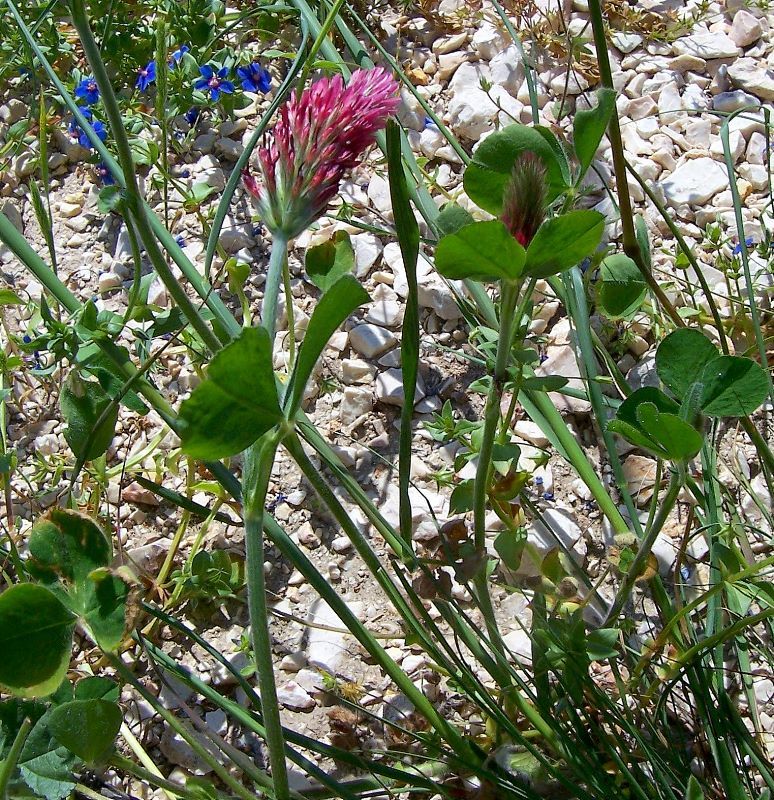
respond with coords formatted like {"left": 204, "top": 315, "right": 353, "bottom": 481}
{"left": 0, "top": 716, "right": 31, "bottom": 800}
{"left": 242, "top": 431, "right": 290, "bottom": 800}
{"left": 471, "top": 279, "right": 520, "bottom": 673}
{"left": 585, "top": 0, "right": 683, "bottom": 327}
{"left": 282, "top": 258, "right": 296, "bottom": 371}
{"left": 720, "top": 112, "right": 771, "bottom": 389}
{"left": 68, "top": 0, "right": 222, "bottom": 356}
{"left": 605, "top": 470, "right": 683, "bottom": 624}
{"left": 262, "top": 233, "right": 288, "bottom": 345}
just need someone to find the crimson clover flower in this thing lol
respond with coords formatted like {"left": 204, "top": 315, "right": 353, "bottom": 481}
{"left": 75, "top": 76, "right": 100, "bottom": 105}
{"left": 169, "top": 45, "right": 189, "bottom": 67}
{"left": 68, "top": 107, "right": 107, "bottom": 149}
{"left": 237, "top": 62, "right": 271, "bottom": 93}
{"left": 194, "top": 65, "right": 235, "bottom": 101}
{"left": 136, "top": 60, "right": 156, "bottom": 92}
{"left": 243, "top": 67, "right": 399, "bottom": 239}
{"left": 501, "top": 151, "right": 548, "bottom": 247}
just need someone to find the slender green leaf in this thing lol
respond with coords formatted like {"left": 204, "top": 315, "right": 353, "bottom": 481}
{"left": 387, "top": 119, "right": 421, "bottom": 548}
{"left": 573, "top": 88, "right": 616, "bottom": 181}
{"left": 286, "top": 275, "right": 369, "bottom": 417}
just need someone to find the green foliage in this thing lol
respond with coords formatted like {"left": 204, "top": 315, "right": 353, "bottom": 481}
{"left": 286, "top": 276, "right": 369, "bottom": 416}
{"left": 463, "top": 124, "right": 570, "bottom": 214}
{"left": 47, "top": 699, "right": 121, "bottom": 764}
{"left": 27, "top": 508, "right": 131, "bottom": 651}
{"left": 59, "top": 372, "right": 118, "bottom": 461}
{"left": 304, "top": 230, "right": 355, "bottom": 292}
{"left": 435, "top": 220, "right": 526, "bottom": 282}
{"left": 0, "top": 585, "right": 75, "bottom": 698}
{"left": 178, "top": 326, "right": 282, "bottom": 459}
{"left": 172, "top": 549, "right": 244, "bottom": 609}
{"left": 523, "top": 210, "right": 605, "bottom": 278}
{"left": 597, "top": 253, "right": 648, "bottom": 319}
{"left": 572, "top": 87, "right": 616, "bottom": 181}
{"left": 609, "top": 329, "right": 769, "bottom": 458}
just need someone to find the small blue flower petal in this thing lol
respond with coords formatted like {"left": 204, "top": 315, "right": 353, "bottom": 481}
{"left": 237, "top": 63, "right": 271, "bottom": 93}
{"left": 75, "top": 77, "right": 100, "bottom": 105}
{"left": 184, "top": 107, "right": 200, "bottom": 125}
{"left": 170, "top": 45, "right": 190, "bottom": 66}
{"left": 198, "top": 64, "right": 214, "bottom": 80}
{"left": 95, "top": 162, "right": 114, "bottom": 185}
{"left": 136, "top": 60, "right": 156, "bottom": 92}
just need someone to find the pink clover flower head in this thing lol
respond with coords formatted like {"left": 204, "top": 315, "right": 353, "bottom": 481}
{"left": 244, "top": 67, "right": 399, "bottom": 239}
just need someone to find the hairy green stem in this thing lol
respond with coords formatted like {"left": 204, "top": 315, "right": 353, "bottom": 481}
{"left": 242, "top": 431, "right": 289, "bottom": 800}
{"left": 585, "top": 0, "right": 683, "bottom": 327}
{"left": 473, "top": 279, "right": 520, "bottom": 552}
{"left": 605, "top": 471, "right": 683, "bottom": 623}
{"left": 262, "top": 233, "right": 288, "bottom": 345}
{"left": 0, "top": 716, "right": 32, "bottom": 800}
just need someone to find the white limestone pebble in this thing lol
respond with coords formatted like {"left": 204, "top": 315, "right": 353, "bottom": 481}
{"left": 661, "top": 157, "right": 728, "bottom": 206}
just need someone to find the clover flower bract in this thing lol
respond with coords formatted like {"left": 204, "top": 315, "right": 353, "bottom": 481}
{"left": 237, "top": 62, "right": 271, "bottom": 93}
{"left": 75, "top": 76, "right": 100, "bottom": 105}
{"left": 501, "top": 151, "right": 548, "bottom": 247}
{"left": 243, "top": 67, "right": 399, "bottom": 240}
{"left": 195, "top": 65, "right": 235, "bottom": 101}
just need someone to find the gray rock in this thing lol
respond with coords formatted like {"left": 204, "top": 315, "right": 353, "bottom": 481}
{"left": 340, "top": 386, "right": 373, "bottom": 426}
{"left": 349, "top": 323, "right": 397, "bottom": 358}
{"left": 713, "top": 89, "right": 760, "bottom": 112}
{"left": 375, "top": 368, "right": 426, "bottom": 407}
{"left": 306, "top": 598, "right": 363, "bottom": 674}
{"left": 277, "top": 681, "right": 315, "bottom": 711}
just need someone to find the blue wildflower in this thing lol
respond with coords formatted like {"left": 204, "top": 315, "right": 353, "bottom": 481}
{"left": 169, "top": 45, "right": 190, "bottom": 67}
{"left": 733, "top": 236, "right": 756, "bottom": 256}
{"left": 75, "top": 76, "right": 100, "bottom": 105}
{"left": 542, "top": 491, "right": 554, "bottom": 501}
{"left": 237, "top": 62, "right": 271, "bottom": 93}
{"left": 423, "top": 116, "right": 437, "bottom": 129}
{"left": 22, "top": 335, "right": 31, "bottom": 343}
{"left": 184, "top": 107, "right": 200, "bottom": 125}
{"left": 179, "top": 169, "right": 190, "bottom": 179}
{"left": 95, "top": 162, "right": 114, "bottom": 185}
{"left": 194, "top": 64, "right": 235, "bottom": 101}
{"left": 68, "top": 107, "right": 107, "bottom": 149}
{"left": 175, "top": 234, "right": 186, "bottom": 247}
{"left": 136, "top": 60, "right": 156, "bottom": 92}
